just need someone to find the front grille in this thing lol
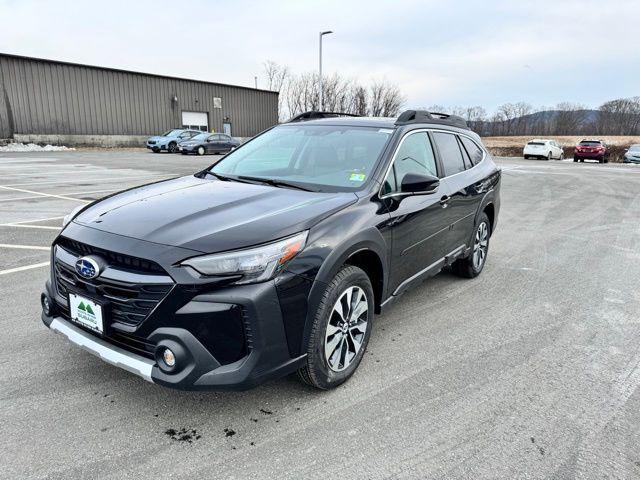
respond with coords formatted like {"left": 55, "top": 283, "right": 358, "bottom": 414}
{"left": 53, "top": 241, "right": 173, "bottom": 328}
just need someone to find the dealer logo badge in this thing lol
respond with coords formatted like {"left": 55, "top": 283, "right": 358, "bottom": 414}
{"left": 75, "top": 256, "right": 102, "bottom": 279}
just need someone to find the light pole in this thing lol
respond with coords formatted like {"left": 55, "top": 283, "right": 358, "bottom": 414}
{"left": 319, "top": 30, "right": 333, "bottom": 111}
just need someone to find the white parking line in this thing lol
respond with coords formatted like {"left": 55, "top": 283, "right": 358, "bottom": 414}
{"left": 0, "top": 244, "right": 51, "bottom": 251}
{"left": 0, "top": 185, "right": 90, "bottom": 203}
{"left": 0, "top": 261, "right": 50, "bottom": 276}
{"left": 1, "top": 173, "right": 170, "bottom": 188}
{"left": 0, "top": 187, "right": 120, "bottom": 203}
{"left": 0, "top": 224, "right": 61, "bottom": 230}
{"left": 9, "top": 215, "right": 65, "bottom": 224}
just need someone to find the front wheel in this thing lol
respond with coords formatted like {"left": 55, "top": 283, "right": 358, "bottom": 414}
{"left": 559, "top": 152, "right": 565, "bottom": 160}
{"left": 452, "top": 213, "right": 490, "bottom": 279}
{"left": 298, "top": 265, "right": 373, "bottom": 390}
{"left": 547, "top": 152, "right": 552, "bottom": 161}
{"left": 168, "top": 142, "right": 178, "bottom": 153}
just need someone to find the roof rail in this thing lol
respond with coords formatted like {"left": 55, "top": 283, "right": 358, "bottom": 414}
{"left": 287, "top": 111, "right": 361, "bottom": 123}
{"left": 395, "top": 109, "right": 468, "bottom": 129}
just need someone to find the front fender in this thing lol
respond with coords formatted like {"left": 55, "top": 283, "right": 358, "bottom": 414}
{"left": 286, "top": 202, "right": 390, "bottom": 355}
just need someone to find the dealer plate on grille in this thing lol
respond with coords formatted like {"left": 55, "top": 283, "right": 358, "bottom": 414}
{"left": 69, "top": 293, "right": 104, "bottom": 334}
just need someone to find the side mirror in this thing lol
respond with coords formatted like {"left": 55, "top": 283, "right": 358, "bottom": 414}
{"left": 400, "top": 173, "right": 439, "bottom": 194}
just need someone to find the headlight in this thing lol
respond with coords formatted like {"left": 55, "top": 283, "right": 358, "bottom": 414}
{"left": 62, "top": 205, "right": 84, "bottom": 228}
{"left": 180, "top": 231, "right": 308, "bottom": 284}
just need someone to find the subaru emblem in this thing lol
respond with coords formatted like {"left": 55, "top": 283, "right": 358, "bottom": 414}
{"left": 75, "top": 256, "right": 102, "bottom": 280}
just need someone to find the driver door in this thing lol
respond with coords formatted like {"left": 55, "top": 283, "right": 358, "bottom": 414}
{"left": 382, "top": 130, "right": 452, "bottom": 294}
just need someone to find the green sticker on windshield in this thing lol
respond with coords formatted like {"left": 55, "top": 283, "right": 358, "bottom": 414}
{"left": 349, "top": 173, "right": 366, "bottom": 182}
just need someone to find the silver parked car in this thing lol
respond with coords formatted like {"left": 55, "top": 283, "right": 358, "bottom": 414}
{"left": 623, "top": 144, "right": 640, "bottom": 164}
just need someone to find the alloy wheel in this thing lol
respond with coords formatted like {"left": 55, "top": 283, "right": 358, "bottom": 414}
{"left": 324, "top": 286, "right": 368, "bottom": 372}
{"left": 472, "top": 221, "right": 489, "bottom": 270}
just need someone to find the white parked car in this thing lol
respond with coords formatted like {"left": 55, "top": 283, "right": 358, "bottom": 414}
{"left": 523, "top": 139, "right": 564, "bottom": 160}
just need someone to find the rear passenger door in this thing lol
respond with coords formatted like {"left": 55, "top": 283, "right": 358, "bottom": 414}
{"left": 431, "top": 131, "right": 483, "bottom": 251}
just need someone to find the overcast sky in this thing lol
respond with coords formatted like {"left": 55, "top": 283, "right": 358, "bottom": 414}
{"left": 1, "top": 0, "right": 638, "bottom": 112}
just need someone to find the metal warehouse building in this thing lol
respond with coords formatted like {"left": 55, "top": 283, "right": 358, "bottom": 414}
{"left": 0, "top": 53, "right": 278, "bottom": 146}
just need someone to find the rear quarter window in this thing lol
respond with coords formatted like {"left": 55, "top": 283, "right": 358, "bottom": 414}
{"left": 432, "top": 132, "right": 466, "bottom": 176}
{"left": 460, "top": 136, "right": 484, "bottom": 166}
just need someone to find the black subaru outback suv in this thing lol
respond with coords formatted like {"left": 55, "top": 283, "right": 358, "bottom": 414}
{"left": 41, "top": 110, "right": 501, "bottom": 391}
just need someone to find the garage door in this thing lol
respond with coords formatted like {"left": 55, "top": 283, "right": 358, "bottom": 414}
{"left": 181, "top": 111, "right": 209, "bottom": 132}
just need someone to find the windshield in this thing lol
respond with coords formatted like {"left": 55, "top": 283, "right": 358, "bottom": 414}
{"left": 579, "top": 141, "right": 601, "bottom": 146}
{"left": 161, "top": 129, "right": 182, "bottom": 137}
{"left": 527, "top": 141, "right": 546, "bottom": 145}
{"left": 629, "top": 145, "right": 640, "bottom": 152}
{"left": 209, "top": 125, "right": 393, "bottom": 191}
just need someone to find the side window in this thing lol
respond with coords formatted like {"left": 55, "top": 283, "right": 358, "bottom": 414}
{"left": 206, "top": 136, "right": 216, "bottom": 142}
{"left": 385, "top": 132, "right": 437, "bottom": 194}
{"left": 459, "top": 136, "right": 484, "bottom": 166}
{"left": 457, "top": 137, "right": 473, "bottom": 169}
{"left": 433, "top": 132, "right": 466, "bottom": 176}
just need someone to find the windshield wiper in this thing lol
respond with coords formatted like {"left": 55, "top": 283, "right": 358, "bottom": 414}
{"left": 205, "top": 171, "right": 250, "bottom": 183}
{"left": 237, "top": 176, "right": 314, "bottom": 192}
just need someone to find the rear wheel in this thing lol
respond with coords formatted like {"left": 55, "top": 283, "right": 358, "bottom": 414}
{"left": 560, "top": 152, "right": 565, "bottom": 160}
{"left": 298, "top": 265, "right": 373, "bottom": 390}
{"left": 524, "top": 155, "right": 530, "bottom": 159}
{"left": 197, "top": 146, "right": 205, "bottom": 156}
{"left": 599, "top": 156, "right": 605, "bottom": 164}
{"left": 547, "top": 152, "right": 552, "bottom": 160}
{"left": 452, "top": 213, "right": 490, "bottom": 279}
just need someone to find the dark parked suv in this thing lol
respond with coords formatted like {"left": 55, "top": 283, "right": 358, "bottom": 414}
{"left": 41, "top": 110, "right": 501, "bottom": 391}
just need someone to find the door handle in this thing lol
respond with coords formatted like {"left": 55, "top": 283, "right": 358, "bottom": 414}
{"left": 439, "top": 195, "right": 450, "bottom": 207}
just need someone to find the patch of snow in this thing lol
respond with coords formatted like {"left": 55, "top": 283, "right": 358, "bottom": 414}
{"left": 0, "top": 142, "right": 75, "bottom": 152}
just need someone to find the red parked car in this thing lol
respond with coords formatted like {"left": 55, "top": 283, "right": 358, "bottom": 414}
{"left": 574, "top": 140, "right": 608, "bottom": 163}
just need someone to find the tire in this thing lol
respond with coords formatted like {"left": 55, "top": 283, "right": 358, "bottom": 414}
{"left": 547, "top": 152, "right": 552, "bottom": 161}
{"left": 197, "top": 146, "right": 205, "bottom": 156}
{"left": 580, "top": 159, "right": 585, "bottom": 163}
{"left": 152, "top": 147, "right": 160, "bottom": 153}
{"left": 559, "top": 152, "right": 565, "bottom": 160}
{"left": 524, "top": 155, "right": 529, "bottom": 160}
{"left": 599, "top": 156, "right": 605, "bottom": 164}
{"left": 168, "top": 142, "right": 178, "bottom": 153}
{"left": 298, "top": 265, "right": 374, "bottom": 390}
{"left": 452, "top": 212, "right": 490, "bottom": 279}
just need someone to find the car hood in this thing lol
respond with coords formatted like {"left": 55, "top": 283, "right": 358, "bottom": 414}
{"left": 148, "top": 136, "right": 170, "bottom": 142}
{"left": 73, "top": 176, "right": 357, "bottom": 253}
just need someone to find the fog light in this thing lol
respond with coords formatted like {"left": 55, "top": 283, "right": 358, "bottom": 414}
{"left": 162, "top": 348, "right": 176, "bottom": 368}
{"left": 41, "top": 294, "right": 52, "bottom": 316}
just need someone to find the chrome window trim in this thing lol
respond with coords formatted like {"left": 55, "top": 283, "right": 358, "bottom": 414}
{"left": 379, "top": 128, "right": 487, "bottom": 198}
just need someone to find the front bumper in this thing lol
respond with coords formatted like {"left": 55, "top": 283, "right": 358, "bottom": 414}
{"left": 47, "top": 315, "right": 155, "bottom": 381}
{"left": 42, "top": 230, "right": 312, "bottom": 390}
{"left": 146, "top": 143, "right": 167, "bottom": 150}
{"left": 42, "top": 277, "right": 307, "bottom": 390}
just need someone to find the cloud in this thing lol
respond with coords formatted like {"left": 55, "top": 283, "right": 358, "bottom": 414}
{"left": 0, "top": 0, "right": 638, "bottom": 112}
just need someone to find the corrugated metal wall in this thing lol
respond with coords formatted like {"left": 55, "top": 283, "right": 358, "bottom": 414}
{"left": 0, "top": 53, "right": 278, "bottom": 139}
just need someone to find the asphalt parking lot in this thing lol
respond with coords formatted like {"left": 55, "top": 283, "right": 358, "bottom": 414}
{"left": 1, "top": 151, "right": 640, "bottom": 479}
